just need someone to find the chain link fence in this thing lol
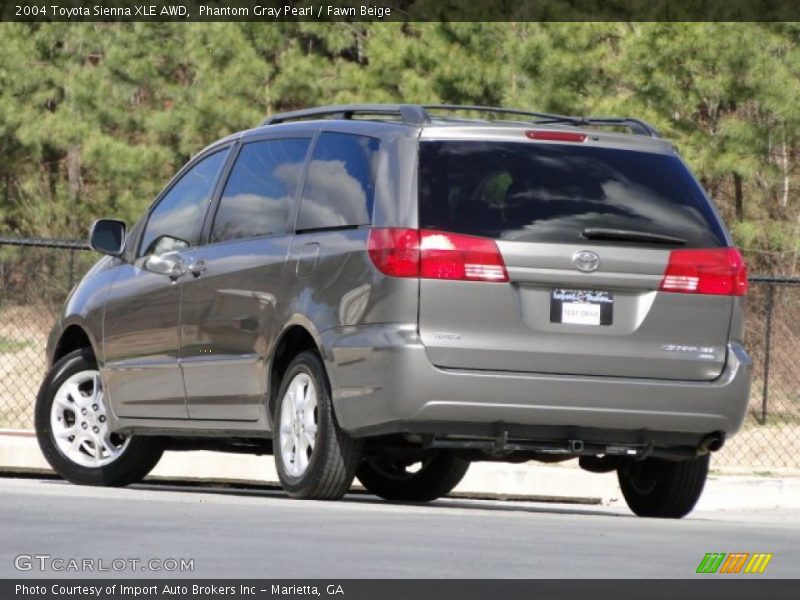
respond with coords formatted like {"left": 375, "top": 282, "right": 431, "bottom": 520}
{"left": 0, "top": 238, "right": 798, "bottom": 469}
{"left": 728, "top": 277, "right": 800, "bottom": 471}
{"left": 0, "top": 238, "right": 93, "bottom": 431}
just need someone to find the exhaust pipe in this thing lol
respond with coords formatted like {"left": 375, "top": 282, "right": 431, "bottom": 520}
{"left": 699, "top": 432, "right": 725, "bottom": 454}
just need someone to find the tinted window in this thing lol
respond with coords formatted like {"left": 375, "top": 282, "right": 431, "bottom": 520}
{"left": 296, "top": 132, "right": 379, "bottom": 231}
{"left": 140, "top": 150, "right": 228, "bottom": 256}
{"left": 418, "top": 141, "right": 726, "bottom": 248}
{"left": 211, "top": 139, "right": 310, "bottom": 243}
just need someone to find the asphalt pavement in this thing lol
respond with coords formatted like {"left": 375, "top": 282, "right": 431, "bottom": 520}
{"left": 0, "top": 476, "right": 797, "bottom": 579}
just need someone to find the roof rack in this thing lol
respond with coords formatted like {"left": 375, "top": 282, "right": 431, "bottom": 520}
{"left": 423, "top": 105, "right": 661, "bottom": 138}
{"left": 529, "top": 115, "right": 660, "bottom": 137}
{"left": 262, "top": 103, "right": 661, "bottom": 138}
{"left": 262, "top": 104, "right": 430, "bottom": 126}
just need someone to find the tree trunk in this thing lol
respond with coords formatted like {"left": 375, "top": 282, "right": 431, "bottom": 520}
{"left": 780, "top": 133, "right": 789, "bottom": 209}
{"left": 66, "top": 145, "right": 82, "bottom": 202}
{"left": 733, "top": 172, "right": 744, "bottom": 221}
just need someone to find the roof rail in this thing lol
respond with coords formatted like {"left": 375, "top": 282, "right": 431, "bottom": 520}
{"left": 423, "top": 105, "right": 661, "bottom": 138}
{"left": 531, "top": 115, "right": 660, "bottom": 138}
{"left": 262, "top": 104, "right": 430, "bottom": 126}
{"left": 423, "top": 104, "right": 571, "bottom": 122}
{"left": 262, "top": 103, "right": 660, "bottom": 138}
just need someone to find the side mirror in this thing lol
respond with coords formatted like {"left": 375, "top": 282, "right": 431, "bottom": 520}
{"left": 89, "top": 219, "right": 126, "bottom": 256}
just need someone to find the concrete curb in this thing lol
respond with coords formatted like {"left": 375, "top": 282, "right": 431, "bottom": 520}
{"left": 2, "top": 430, "right": 799, "bottom": 511}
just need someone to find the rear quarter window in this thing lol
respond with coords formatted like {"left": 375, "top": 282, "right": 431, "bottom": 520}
{"left": 296, "top": 132, "right": 380, "bottom": 231}
{"left": 418, "top": 141, "right": 727, "bottom": 248}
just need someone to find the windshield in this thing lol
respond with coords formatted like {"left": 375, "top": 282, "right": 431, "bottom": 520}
{"left": 418, "top": 141, "right": 727, "bottom": 248}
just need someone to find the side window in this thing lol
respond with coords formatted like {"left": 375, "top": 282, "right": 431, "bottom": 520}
{"left": 210, "top": 138, "right": 310, "bottom": 243}
{"left": 139, "top": 149, "right": 228, "bottom": 257}
{"left": 296, "top": 132, "right": 380, "bottom": 231}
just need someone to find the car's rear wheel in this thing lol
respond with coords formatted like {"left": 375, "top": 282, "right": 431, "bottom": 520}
{"left": 617, "top": 454, "right": 709, "bottom": 518}
{"left": 357, "top": 450, "right": 470, "bottom": 502}
{"left": 35, "top": 349, "right": 163, "bottom": 487}
{"left": 273, "top": 351, "right": 362, "bottom": 499}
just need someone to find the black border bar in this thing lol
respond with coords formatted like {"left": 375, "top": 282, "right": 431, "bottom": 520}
{"left": 2, "top": 0, "right": 800, "bottom": 22}
{"left": 4, "top": 579, "right": 800, "bottom": 600}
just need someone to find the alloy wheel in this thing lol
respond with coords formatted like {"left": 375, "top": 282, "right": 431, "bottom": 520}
{"left": 49, "top": 370, "right": 129, "bottom": 467}
{"left": 278, "top": 372, "right": 319, "bottom": 477}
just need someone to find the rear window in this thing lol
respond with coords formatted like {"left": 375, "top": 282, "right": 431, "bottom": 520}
{"left": 418, "top": 141, "right": 726, "bottom": 248}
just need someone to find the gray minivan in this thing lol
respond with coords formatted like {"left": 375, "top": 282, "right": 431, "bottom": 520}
{"left": 35, "top": 104, "right": 751, "bottom": 518}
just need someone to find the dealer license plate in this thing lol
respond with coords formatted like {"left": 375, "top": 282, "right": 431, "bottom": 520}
{"left": 550, "top": 289, "right": 613, "bottom": 326}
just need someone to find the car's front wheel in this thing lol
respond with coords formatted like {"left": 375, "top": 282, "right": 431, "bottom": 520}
{"left": 357, "top": 450, "right": 470, "bottom": 502}
{"left": 617, "top": 454, "right": 709, "bottom": 518}
{"left": 35, "top": 349, "right": 163, "bottom": 486}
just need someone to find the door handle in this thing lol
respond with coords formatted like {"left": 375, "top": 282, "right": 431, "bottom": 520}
{"left": 186, "top": 258, "right": 207, "bottom": 278}
{"left": 145, "top": 252, "right": 187, "bottom": 281}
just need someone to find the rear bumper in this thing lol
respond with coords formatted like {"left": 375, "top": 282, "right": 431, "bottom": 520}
{"left": 322, "top": 324, "right": 752, "bottom": 441}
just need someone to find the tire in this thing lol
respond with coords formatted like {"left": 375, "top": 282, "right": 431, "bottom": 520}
{"left": 357, "top": 450, "right": 470, "bottom": 502}
{"left": 273, "top": 351, "right": 362, "bottom": 499}
{"left": 35, "top": 348, "right": 164, "bottom": 487}
{"left": 617, "top": 454, "right": 709, "bottom": 518}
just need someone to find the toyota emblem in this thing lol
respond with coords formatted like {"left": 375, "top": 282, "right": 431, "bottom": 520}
{"left": 572, "top": 250, "right": 600, "bottom": 273}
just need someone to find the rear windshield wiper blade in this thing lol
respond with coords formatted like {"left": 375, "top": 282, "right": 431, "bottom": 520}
{"left": 580, "top": 228, "right": 687, "bottom": 246}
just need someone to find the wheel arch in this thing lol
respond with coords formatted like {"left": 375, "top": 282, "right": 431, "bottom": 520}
{"left": 268, "top": 319, "right": 329, "bottom": 422}
{"left": 51, "top": 322, "right": 97, "bottom": 366}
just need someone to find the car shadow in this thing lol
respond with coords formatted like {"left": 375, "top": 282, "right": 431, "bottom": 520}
{"left": 116, "top": 477, "right": 631, "bottom": 519}
{"left": 4, "top": 473, "right": 714, "bottom": 521}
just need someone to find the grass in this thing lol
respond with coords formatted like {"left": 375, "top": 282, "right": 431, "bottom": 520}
{"left": 0, "top": 335, "right": 30, "bottom": 353}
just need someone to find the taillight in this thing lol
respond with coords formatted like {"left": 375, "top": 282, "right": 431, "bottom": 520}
{"left": 366, "top": 228, "right": 420, "bottom": 278}
{"left": 367, "top": 228, "right": 509, "bottom": 283}
{"left": 525, "top": 130, "right": 587, "bottom": 143}
{"left": 659, "top": 248, "right": 748, "bottom": 296}
{"left": 419, "top": 230, "right": 509, "bottom": 282}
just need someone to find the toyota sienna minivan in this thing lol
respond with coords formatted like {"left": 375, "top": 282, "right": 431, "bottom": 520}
{"left": 35, "top": 104, "right": 751, "bottom": 518}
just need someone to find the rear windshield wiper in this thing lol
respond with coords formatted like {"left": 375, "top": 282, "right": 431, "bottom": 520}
{"left": 580, "top": 228, "right": 687, "bottom": 246}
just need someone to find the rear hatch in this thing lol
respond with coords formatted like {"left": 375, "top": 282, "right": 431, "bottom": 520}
{"left": 415, "top": 133, "right": 743, "bottom": 381}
